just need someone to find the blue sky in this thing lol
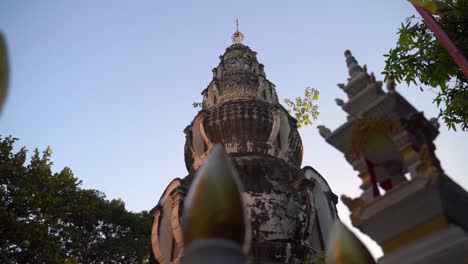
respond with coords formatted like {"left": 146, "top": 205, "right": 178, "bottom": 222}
{"left": 1, "top": 0, "right": 467, "bottom": 258}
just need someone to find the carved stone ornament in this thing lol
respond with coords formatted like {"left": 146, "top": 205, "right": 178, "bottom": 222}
{"left": 347, "top": 118, "right": 404, "bottom": 160}
{"left": 151, "top": 179, "right": 186, "bottom": 264}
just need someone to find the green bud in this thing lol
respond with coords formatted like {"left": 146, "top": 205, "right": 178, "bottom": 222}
{"left": 326, "top": 221, "right": 376, "bottom": 264}
{"left": 183, "top": 144, "right": 250, "bottom": 252}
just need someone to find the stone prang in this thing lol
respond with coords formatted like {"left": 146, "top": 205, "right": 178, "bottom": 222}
{"left": 184, "top": 43, "right": 302, "bottom": 172}
{"left": 150, "top": 27, "right": 338, "bottom": 264}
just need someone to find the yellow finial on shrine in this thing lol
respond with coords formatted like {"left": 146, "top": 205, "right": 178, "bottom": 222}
{"left": 232, "top": 19, "right": 244, "bottom": 44}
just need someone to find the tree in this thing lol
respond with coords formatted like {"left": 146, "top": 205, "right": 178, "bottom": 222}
{"left": 382, "top": 0, "right": 468, "bottom": 131}
{"left": 284, "top": 87, "right": 320, "bottom": 128}
{"left": 0, "top": 136, "right": 152, "bottom": 263}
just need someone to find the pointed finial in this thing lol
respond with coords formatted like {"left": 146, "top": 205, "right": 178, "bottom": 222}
{"left": 344, "top": 50, "right": 358, "bottom": 67}
{"left": 231, "top": 19, "right": 244, "bottom": 44}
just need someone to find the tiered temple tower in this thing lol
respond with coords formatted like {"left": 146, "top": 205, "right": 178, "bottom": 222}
{"left": 319, "top": 50, "right": 468, "bottom": 263}
{"left": 150, "top": 25, "right": 338, "bottom": 263}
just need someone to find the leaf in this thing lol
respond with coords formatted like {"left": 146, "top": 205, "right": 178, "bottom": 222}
{"left": 283, "top": 86, "right": 320, "bottom": 128}
{"left": 409, "top": 0, "right": 455, "bottom": 16}
{"left": 0, "top": 33, "right": 9, "bottom": 112}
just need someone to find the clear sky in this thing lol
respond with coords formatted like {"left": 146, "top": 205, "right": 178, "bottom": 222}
{"left": 1, "top": 0, "right": 467, "bottom": 259}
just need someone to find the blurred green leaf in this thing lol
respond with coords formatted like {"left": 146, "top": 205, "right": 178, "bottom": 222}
{"left": 409, "top": 0, "right": 455, "bottom": 15}
{"left": 0, "top": 33, "right": 9, "bottom": 113}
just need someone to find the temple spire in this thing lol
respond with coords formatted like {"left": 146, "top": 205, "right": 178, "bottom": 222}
{"left": 231, "top": 19, "right": 244, "bottom": 44}
{"left": 344, "top": 50, "right": 363, "bottom": 77}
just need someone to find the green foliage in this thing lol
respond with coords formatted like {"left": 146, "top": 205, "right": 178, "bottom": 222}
{"left": 382, "top": 0, "right": 468, "bottom": 131}
{"left": 0, "top": 136, "right": 152, "bottom": 263}
{"left": 284, "top": 87, "right": 320, "bottom": 129}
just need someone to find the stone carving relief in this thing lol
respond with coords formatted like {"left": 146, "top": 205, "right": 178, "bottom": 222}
{"left": 202, "top": 83, "right": 221, "bottom": 109}
{"left": 191, "top": 118, "right": 206, "bottom": 156}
